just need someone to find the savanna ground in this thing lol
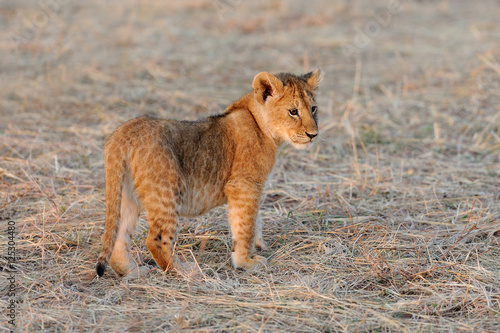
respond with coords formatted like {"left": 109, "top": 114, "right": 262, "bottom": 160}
{"left": 1, "top": 0, "right": 499, "bottom": 331}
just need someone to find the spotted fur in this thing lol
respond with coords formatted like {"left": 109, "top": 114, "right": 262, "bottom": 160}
{"left": 96, "top": 70, "right": 323, "bottom": 278}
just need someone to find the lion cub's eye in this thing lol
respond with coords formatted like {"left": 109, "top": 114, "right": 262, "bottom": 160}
{"left": 311, "top": 106, "right": 318, "bottom": 115}
{"left": 289, "top": 109, "right": 298, "bottom": 116}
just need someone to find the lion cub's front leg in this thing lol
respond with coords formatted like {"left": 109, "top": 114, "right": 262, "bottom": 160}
{"left": 226, "top": 182, "right": 267, "bottom": 269}
{"left": 254, "top": 213, "right": 268, "bottom": 251}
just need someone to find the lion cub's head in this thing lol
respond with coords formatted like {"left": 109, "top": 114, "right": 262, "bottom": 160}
{"left": 252, "top": 69, "right": 323, "bottom": 149}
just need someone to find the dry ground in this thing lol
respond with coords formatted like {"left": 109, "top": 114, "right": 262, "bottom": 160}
{"left": 1, "top": 0, "right": 499, "bottom": 332}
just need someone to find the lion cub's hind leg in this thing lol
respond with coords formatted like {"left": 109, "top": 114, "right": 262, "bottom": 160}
{"left": 139, "top": 183, "right": 180, "bottom": 272}
{"left": 109, "top": 175, "right": 148, "bottom": 278}
{"left": 145, "top": 202, "right": 179, "bottom": 271}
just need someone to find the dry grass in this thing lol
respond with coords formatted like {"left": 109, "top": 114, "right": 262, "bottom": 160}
{"left": 1, "top": 0, "right": 499, "bottom": 331}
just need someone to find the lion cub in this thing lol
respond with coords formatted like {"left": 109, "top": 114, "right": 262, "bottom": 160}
{"left": 96, "top": 70, "right": 323, "bottom": 278}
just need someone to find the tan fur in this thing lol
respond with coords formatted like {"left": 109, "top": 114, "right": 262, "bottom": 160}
{"left": 95, "top": 69, "right": 323, "bottom": 278}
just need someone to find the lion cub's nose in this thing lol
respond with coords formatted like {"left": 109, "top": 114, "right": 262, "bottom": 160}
{"left": 306, "top": 132, "right": 318, "bottom": 139}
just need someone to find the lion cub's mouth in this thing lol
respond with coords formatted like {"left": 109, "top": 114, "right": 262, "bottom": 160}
{"left": 289, "top": 133, "right": 318, "bottom": 149}
{"left": 296, "top": 137, "right": 317, "bottom": 144}
{"left": 290, "top": 139, "right": 315, "bottom": 149}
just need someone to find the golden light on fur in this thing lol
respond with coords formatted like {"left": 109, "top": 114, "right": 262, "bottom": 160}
{"left": 95, "top": 70, "right": 323, "bottom": 278}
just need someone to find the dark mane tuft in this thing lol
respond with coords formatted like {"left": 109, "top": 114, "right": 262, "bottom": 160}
{"left": 274, "top": 72, "right": 316, "bottom": 97}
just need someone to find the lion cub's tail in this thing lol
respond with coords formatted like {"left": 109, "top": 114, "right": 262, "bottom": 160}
{"left": 96, "top": 144, "right": 125, "bottom": 277}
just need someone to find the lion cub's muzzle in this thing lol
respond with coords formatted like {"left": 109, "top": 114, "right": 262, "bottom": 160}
{"left": 305, "top": 131, "right": 318, "bottom": 141}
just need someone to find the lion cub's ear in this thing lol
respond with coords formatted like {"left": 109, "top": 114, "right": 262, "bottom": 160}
{"left": 302, "top": 68, "right": 324, "bottom": 90}
{"left": 252, "top": 72, "right": 284, "bottom": 105}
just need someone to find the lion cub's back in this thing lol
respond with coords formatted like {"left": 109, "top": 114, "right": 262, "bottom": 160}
{"left": 105, "top": 116, "right": 233, "bottom": 216}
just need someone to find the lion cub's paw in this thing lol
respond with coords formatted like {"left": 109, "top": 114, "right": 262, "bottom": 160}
{"left": 255, "top": 238, "right": 268, "bottom": 251}
{"left": 122, "top": 266, "right": 151, "bottom": 281}
{"left": 232, "top": 253, "right": 267, "bottom": 270}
